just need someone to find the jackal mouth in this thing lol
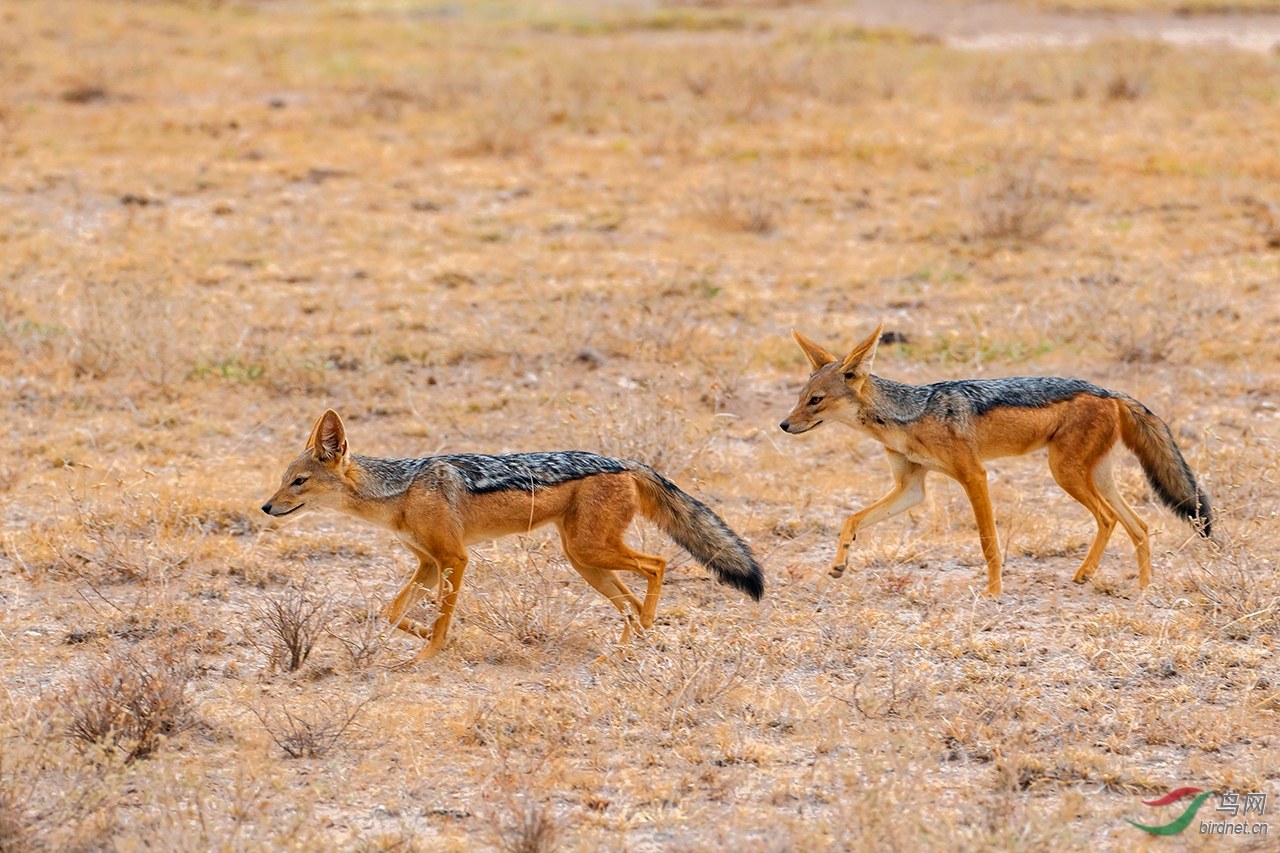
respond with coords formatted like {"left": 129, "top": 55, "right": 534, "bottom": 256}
{"left": 787, "top": 420, "right": 822, "bottom": 434}
{"left": 272, "top": 502, "right": 305, "bottom": 517}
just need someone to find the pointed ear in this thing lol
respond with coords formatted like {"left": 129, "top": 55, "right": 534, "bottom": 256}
{"left": 305, "top": 409, "right": 348, "bottom": 461}
{"left": 792, "top": 329, "right": 837, "bottom": 372}
{"left": 840, "top": 324, "right": 884, "bottom": 386}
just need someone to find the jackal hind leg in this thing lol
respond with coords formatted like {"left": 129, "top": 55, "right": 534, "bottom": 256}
{"left": 570, "top": 532, "right": 666, "bottom": 631}
{"left": 559, "top": 539, "right": 646, "bottom": 644}
{"left": 1093, "top": 459, "right": 1152, "bottom": 588}
{"left": 558, "top": 479, "right": 663, "bottom": 645}
{"left": 831, "top": 451, "right": 926, "bottom": 578}
{"left": 1048, "top": 446, "right": 1118, "bottom": 585}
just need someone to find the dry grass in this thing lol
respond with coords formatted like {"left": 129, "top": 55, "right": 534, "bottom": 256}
{"left": 252, "top": 572, "right": 332, "bottom": 672}
{"left": 968, "top": 154, "right": 1064, "bottom": 243}
{"left": 62, "top": 645, "right": 195, "bottom": 764}
{"left": 488, "top": 796, "right": 561, "bottom": 853}
{"left": 1, "top": 0, "right": 1278, "bottom": 849}
{"left": 1020, "top": 0, "right": 1280, "bottom": 13}
{"left": 250, "top": 696, "right": 372, "bottom": 759}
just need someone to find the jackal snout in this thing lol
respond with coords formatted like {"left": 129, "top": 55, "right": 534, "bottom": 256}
{"left": 778, "top": 418, "right": 820, "bottom": 434}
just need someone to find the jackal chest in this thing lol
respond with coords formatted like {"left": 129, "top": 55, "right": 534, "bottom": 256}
{"left": 877, "top": 431, "right": 947, "bottom": 470}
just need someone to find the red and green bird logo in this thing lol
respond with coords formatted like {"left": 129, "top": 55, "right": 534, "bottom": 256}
{"left": 1126, "top": 788, "right": 1212, "bottom": 836}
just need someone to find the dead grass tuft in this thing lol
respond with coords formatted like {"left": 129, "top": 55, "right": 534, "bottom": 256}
{"left": 458, "top": 79, "right": 547, "bottom": 158}
{"left": 467, "top": 545, "right": 581, "bottom": 648}
{"left": 62, "top": 646, "right": 194, "bottom": 764}
{"left": 1105, "top": 72, "right": 1148, "bottom": 101}
{"left": 2, "top": 3, "right": 1279, "bottom": 849}
{"left": 252, "top": 573, "right": 332, "bottom": 673}
{"left": 0, "top": 761, "right": 38, "bottom": 853}
{"left": 250, "top": 697, "right": 371, "bottom": 759}
{"left": 327, "top": 572, "right": 394, "bottom": 670}
{"left": 612, "top": 622, "right": 758, "bottom": 727}
{"left": 489, "top": 795, "right": 561, "bottom": 853}
{"left": 697, "top": 171, "right": 782, "bottom": 234}
{"left": 38, "top": 485, "right": 196, "bottom": 584}
{"left": 968, "top": 156, "right": 1064, "bottom": 243}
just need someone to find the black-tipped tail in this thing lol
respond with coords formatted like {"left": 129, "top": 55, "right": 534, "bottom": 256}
{"left": 1117, "top": 396, "right": 1212, "bottom": 538}
{"left": 632, "top": 466, "right": 763, "bottom": 600}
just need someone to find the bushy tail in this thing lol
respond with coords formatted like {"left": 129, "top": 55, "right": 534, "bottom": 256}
{"left": 1116, "top": 395, "right": 1212, "bottom": 537}
{"left": 631, "top": 466, "right": 764, "bottom": 600}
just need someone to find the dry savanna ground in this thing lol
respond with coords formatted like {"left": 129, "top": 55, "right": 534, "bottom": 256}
{"left": 2, "top": 1, "right": 1279, "bottom": 850}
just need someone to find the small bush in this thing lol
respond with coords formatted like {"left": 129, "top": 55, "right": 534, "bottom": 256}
{"left": 328, "top": 589, "right": 393, "bottom": 671}
{"left": 467, "top": 547, "right": 578, "bottom": 648}
{"left": 697, "top": 175, "right": 781, "bottom": 235}
{"left": 0, "top": 768, "right": 37, "bottom": 853}
{"left": 42, "top": 486, "right": 195, "bottom": 584}
{"left": 458, "top": 78, "right": 546, "bottom": 158}
{"left": 63, "top": 647, "right": 194, "bottom": 764}
{"left": 490, "top": 797, "right": 560, "bottom": 853}
{"left": 253, "top": 575, "right": 331, "bottom": 672}
{"left": 610, "top": 623, "right": 758, "bottom": 727}
{"left": 250, "top": 697, "right": 370, "bottom": 759}
{"left": 969, "top": 159, "right": 1063, "bottom": 243}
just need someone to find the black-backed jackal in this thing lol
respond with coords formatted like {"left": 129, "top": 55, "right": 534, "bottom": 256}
{"left": 262, "top": 410, "right": 763, "bottom": 660}
{"left": 780, "top": 326, "right": 1211, "bottom": 595}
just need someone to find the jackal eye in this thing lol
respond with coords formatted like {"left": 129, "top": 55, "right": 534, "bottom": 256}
{"left": 291, "top": 477, "right": 308, "bottom": 487}
{"left": 808, "top": 395, "right": 824, "bottom": 406}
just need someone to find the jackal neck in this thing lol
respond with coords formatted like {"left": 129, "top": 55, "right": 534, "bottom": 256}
{"left": 858, "top": 375, "right": 929, "bottom": 428}
{"left": 346, "top": 454, "right": 426, "bottom": 498}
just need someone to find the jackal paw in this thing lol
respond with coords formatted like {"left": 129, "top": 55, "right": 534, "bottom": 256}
{"left": 983, "top": 583, "right": 1002, "bottom": 598}
{"left": 829, "top": 562, "right": 847, "bottom": 579}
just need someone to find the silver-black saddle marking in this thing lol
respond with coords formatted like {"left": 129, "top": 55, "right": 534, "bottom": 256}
{"left": 872, "top": 376, "right": 1115, "bottom": 424}
{"left": 352, "top": 450, "right": 633, "bottom": 497}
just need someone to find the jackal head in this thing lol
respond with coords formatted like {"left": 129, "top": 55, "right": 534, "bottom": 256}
{"left": 779, "top": 325, "right": 882, "bottom": 435}
{"left": 261, "top": 409, "right": 354, "bottom": 517}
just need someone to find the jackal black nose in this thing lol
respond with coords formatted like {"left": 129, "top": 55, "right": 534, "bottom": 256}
{"left": 779, "top": 421, "right": 790, "bottom": 432}
{"left": 261, "top": 503, "right": 272, "bottom": 515}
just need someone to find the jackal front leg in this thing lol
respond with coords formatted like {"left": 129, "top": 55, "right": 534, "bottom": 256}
{"left": 831, "top": 453, "right": 926, "bottom": 577}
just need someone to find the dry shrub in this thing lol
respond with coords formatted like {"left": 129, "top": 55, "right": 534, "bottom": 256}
{"left": 840, "top": 654, "right": 933, "bottom": 721}
{"left": 697, "top": 172, "right": 782, "bottom": 234}
{"left": 67, "top": 279, "right": 226, "bottom": 387}
{"left": 613, "top": 623, "right": 758, "bottom": 726}
{"left": 350, "top": 828, "right": 431, "bottom": 853}
{"left": 968, "top": 157, "right": 1063, "bottom": 243}
{"left": 253, "top": 574, "right": 331, "bottom": 672}
{"left": 1241, "top": 195, "right": 1280, "bottom": 248}
{"left": 3, "top": 272, "right": 243, "bottom": 390}
{"left": 489, "top": 796, "right": 560, "bottom": 853}
{"left": 1105, "top": 71, "right": 1147, "bottom": 101}
{"left": 557, "top": 392, "right": 720, "bottom": 483}
{"left": 328, "top": 573, "right": 394, "bottom": 670}
{"left": 1182, "top": 528, "right": 1279, "bottom": 640}
{"left": 40, "top": 486, "right": 195, "bottom": 584}
{"left": 639, "top": 107, "right": 701, "bottom": 160}
{"left": 0, "top": 758, "right": 38, "bottom": 853}
{"left": 1101, "top": 313, "right": 1185, "bottom": 364}
{"left": 250, "top": 697, "right": 370, "bottom": 759}
{"left": 467, "top": 545, "right": 581, "bottom": 648}
{"left": 458, "top": 76, "right": 547, "bottom": 158}
{"left": 63, "top": 646, "right": 194, "bottom": 764}
{"left": 329, "top": 604, "right": 392, "bottom": 670}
